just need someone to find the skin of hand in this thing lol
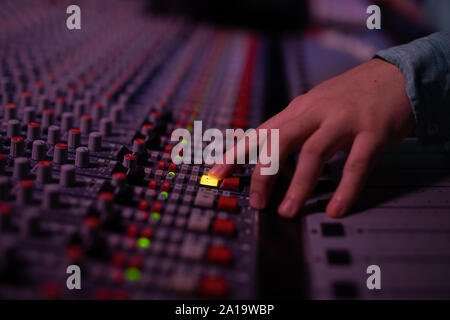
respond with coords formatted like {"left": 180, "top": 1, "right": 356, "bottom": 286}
{"left": 209, "top": 58, "right": 415, "bottom": 218}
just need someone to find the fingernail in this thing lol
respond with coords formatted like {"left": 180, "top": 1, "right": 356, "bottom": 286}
{"left": 250, "top": 192, "right": 265, "bottom": 209}
{"left": 279, "top": 199, "right": 295, "bottom": 218}
{"left": 327, "top": 197, "right": 345, "bottom": 217}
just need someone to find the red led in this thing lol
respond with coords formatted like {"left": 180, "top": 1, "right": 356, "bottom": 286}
{"left": 220, "top": 177, "right": 240, "bottom": 191}
{"left": 128, "top": 254, "right": 142, "bottom": 268}
{"left": 138, "top": 199, "right": 149, "bottom": 211}
{"left": 113, "top": 172, "right": 126, "bottom": 179}
{"left": 19, "top": 180, "right": 33, "bottom": 188}
{"left": 157, "top": 161, "right": 165, "bottom": 170}
{"left": 65, "top": 245, "right": 84, "bottom": 261}
{"left": 99, "top": 192, "right": 114, "bottom": 201}
{"left": 168, "top": 163, "right": 177, "bottom": 172}
{"left": 0, "top": 203, "right": 12, "bottom": 215}
{"left": 28, "top": 122, "right": 40, "bottom": 128}
{"left": 164, "top": 145, "right": 172, "bottom": 154}
{"left": 111, "top": 252, "right": 126, "bottom": 267}
{"left": 161, "top": 182, "right": 170, "bottom": 192}
{"left": 151, "top": 202, "right": 163, "bottom": 213}
{"left": 55, "top": 143, "right": 67, "bottom": 149}
{"left": 83, "top": 216, "right": 100, "bottom": 229}
{"left": 212, "top": 218, "right": 235, "bottom": 236}
{"left": 199, "top": 276, "right": 229, "bottom": 298}
{"left": 141, "top": 226, "right": 153, "bottom": 239}
{"left": 124, "top": 153, "right": 136, "bottom": 160}
{"left": 126, "top": 224, "right": 139, "bottom": 238}
{"left": 207, "top": 245, "right": 233, "bottom": 265}
{"left": 217, "top": 196, "right": 238, "bottom": 212}
{"left": 12, "top": 136, "right": 24, "bottom": 142}
{"left": 134, "top": 138, "right": 145, "bottom": 144}
{"left": 148, "top": 180, "right": 157, "bottom": 190}
{"left": 70, "top": 128, "right": 81, "bottom": 134}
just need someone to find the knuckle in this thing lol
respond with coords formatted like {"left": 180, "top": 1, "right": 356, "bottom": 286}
{"left": 345, "top": 159, "right": 369, "bottom": 175}
{"left": 301, "top": 141, "right": 327, "bottom": 161}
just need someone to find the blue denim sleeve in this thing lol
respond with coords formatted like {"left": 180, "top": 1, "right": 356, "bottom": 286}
{"left": 376, "top": 32, "right": 450, "bottom": 144}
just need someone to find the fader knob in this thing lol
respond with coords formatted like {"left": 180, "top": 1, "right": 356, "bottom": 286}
{"left": 75, "top": 147, "right": 89, "bottom": 168}
{"left": 110, "top": 105, "right": 122, "bottom": 123}
{"left": 26, "top": 123, "right": 40, "bottom": 141}
{"left": 68, "top": 128, "right": 81, "bottom": 149}
{"left": 37, "top": 161, "right": 52, "bottom": 184}
{"left": 13, "top": 157, "right": 29, "bottom": 180}
{"left": 97, "top": 192, "right": 114, "bottom": 212}
{"left": 60, "top": 164, "right": 76, "bottom": 187}
{"left": 47, "top": 125, "right": 60, "bottom": 145}
{"left": 122, "top": 153, "right": 137, "bottom": 170}
{"left": 23, "top": 107, "right": 36, "bottom": 124}
{"left": 88, "top": 132, "right": 102, "bottom": 152}
{"left": 17, "top": 180, "right": 33, "bottom": 205}
{"left": 43, "top": 184, "right": 60, "bottom": 209}
{"left": 73, "top": 101, "right": 85, "bottom": 118}
{"left": 111, "top": 172, "right": 126, "bottom": 188}
{"left": 61, "top": 112, "right": 74, "bottom": 132}
{"left": 7, "top": 120, "right": 20, "bottom": 138}
{"left": 80, "top": 115, "right": 92, "bottom": 135}
{"left": 42, "top": 109, "right": 54, "bottom": 128}
{"left": 132, "top": 138, "right": 145, "bottom": 154}
{"left": 99, "top": 118, "right": 112, "bottom": 136}
{"left": 4, "top": 104, "right": 17, "bottom": 122}
{"left": 53, "top": 143, "right": 68, "bottom": 164}
{"left": 10, "top": 137, "right": 25, "bottom": 158}
{"left": 31, "top": 140, "right": 46, "bottom": 161}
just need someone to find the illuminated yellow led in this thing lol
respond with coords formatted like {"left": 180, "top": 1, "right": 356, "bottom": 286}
{"left": 200, "top": 174, "right": 219, "bottom": 187}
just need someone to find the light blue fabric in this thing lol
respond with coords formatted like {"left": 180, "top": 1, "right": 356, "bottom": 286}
{"left": 376, "top": 32, "right": 450, "bottom": 144}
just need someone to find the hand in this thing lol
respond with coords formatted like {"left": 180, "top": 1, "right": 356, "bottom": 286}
{"left": 209, "top": 58, "right": 415, "bottom": 218}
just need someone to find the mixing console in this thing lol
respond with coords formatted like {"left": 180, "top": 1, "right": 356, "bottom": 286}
{"left": 0, "top": 0, "right": 264, "bottom": 299}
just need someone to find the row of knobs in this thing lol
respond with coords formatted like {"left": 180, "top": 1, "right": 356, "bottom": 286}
{"left": 15, "top": 179, "right": 115, "bottom": 210}
{"left": 9, "top": 130, "right": 103, "bottom": 162}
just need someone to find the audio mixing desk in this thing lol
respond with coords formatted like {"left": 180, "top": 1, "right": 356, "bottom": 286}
{"left": 1, "top": 0, "right": 450, "bottom": 300}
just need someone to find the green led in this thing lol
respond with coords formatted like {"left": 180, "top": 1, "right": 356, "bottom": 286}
{"left": 187, "top": 125, "right": 193, "bottom": 132}
{"left": 176, "top": 154, "right": 182, "bottom": 160}
{"left": 181, "top": 138, "right": 188, "bottom": 145}
{"left": 125, "top": 268, "right": 141, "bottom": 282}
{"left": 137, "top": 237, "right": 151, "bottom": 248}
{"left": 168, "top": 172, "right": 175, "bottom": 177}
{"left": 160, "top": 191, "right": 168, "bottom": 199}
{"left": 151, "top": 212, "right": 161, "bottom": 220}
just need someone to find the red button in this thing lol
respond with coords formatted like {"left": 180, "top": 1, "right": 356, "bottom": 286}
{"left": 207, "top": 245, "right": 233, "bottom": 265}
{"left": 157, "top": 161, "right": 165, "bottom": 170}
{"left": 148, "top": 179, "right": 157, "bottom": 190}
{"left": 199, "top": 276, "right": 229, "bottom": 298}
{"left": 126, "top": 224, "right": 139, "bottom": 238}
{"left": 161, "top": 182, "right": 170, "bottom": 192}
{"left": 84, "top": 216, "right": 100, "bottom": 229}
{"left": 221, "top": 177, "right": 240, "bottom": 191}
{"left": 164, "top": 145, "right": 172, "bottom": 154}
{"left": 111, "top": 252, "right": 126, "bottom": 267}
{"left": 151, "top": 202, "right": 163, "bottom": 213}
{"left": 41, "top": 281, "right": 62, "bottom": 300}
{"left": 141, "top": 226, "right": 153, "bottom": 239}
{"left": 65, "top": 245, "right": 84, "bottom": 261}
{"left": 113, "top": 172, "right": 126, "bottom": 179}
{"left": 138, "top": 199, "right": 149, "bottom": 211}
{"left": 129, "top": 254, "right": 142, "bottom": 268}
{"left": 212, "top": 219, "right": 235, "bottom": 236}
{"left": 217, "top": 196, "right": 237, "bottom": 212}
{"left": 168, "top": 163, "right": 177, "bottom": 172}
